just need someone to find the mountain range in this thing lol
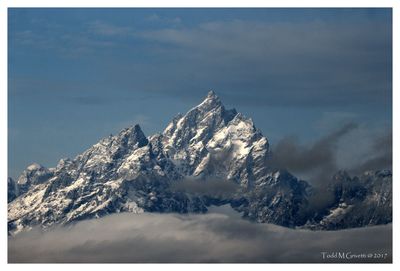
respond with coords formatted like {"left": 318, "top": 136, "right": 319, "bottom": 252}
{"left": 8, "top": 91, "right": 392, "bottom": 235}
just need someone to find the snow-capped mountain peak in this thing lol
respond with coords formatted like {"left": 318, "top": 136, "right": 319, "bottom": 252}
{"left": 16, "top": 163, "right": 54, "bottom": 193}
{"left": 195, "top": 90, "right": 222, "bottom": 110}
{"left": 8, "top": 91, "right": 392, "bottom": 234}
{"left": 157, "top": 92, "right": 268, "bottom": 185}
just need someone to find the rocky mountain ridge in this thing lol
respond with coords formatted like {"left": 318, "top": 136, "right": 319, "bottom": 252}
{"left": 8, "top": 91, "right": 392, "bottom": 234}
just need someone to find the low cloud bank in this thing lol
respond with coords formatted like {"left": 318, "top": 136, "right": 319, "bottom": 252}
{"left": 8, "top": 206, "right": 392, "bottom": 263}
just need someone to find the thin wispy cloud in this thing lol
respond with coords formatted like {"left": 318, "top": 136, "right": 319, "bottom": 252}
{"left": 10, "top": 13, "right": 391, "bottom": 107}
{"left": 87, "top": 20, "right": 132, "bottom": 36}
{"left": 11, "top": 20, "right": 119, "bottom": 57}
{"left": 8, "top": 8, "right": 391, "bottom": 184}
{"left": 136, "top": 19, "right": 391, "bottom": 107}
{"left": 146, "top": 13, "right": 182, "bottom": 24}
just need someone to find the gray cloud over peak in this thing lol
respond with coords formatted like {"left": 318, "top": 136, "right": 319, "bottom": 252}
{"left": 350, "top": 132, "right": 392, "bottom": 175}
{"left": 264, "top": 122, "right": 391, "bottom": 213}
{"left": 11, "top": 13, "right": 391, "bottom": 108}
{"left": 269, "top": 122, "right": 392, "bottom": 182}
{"left": 132, "top": 18, "right": 391, "bottom": 108}
{"left": 269, "top": 122, "right": 359, "bottom": 184}
{"left": 8, "top": 209, "right": 392, "bottom": 263}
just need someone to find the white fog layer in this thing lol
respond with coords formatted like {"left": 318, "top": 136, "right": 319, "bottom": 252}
{"left": 8, "top": 206, "right": 392, "bottom": 263}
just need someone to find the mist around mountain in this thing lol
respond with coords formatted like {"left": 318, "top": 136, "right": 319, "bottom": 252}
{"left": 8, "top": 91, "right": 392, "bottom": 234}
{"left": 8, "top": 205, "right": 392, "bottom": 263}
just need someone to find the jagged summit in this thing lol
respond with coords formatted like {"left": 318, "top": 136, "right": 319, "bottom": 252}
{"left": 26, "top": 163, "right": 44, "bottom": 171}
{"left": 198, "top": 91, "right": 238, "bottom": 123}
{"left": 158, "top": 91, "right": 268, "bottom": 181}
{"left": 117, "top": 124, "right": 148, "bottom": 147}
{"left": 118, "top": 124, "right": 144, "bottom": 136}
{"left": 230, "top": 112, "right": 255, "bottom": 126}
{"left": 207, "top": 89, "right": 217, "bottom": 97}
{"left": 128, "top": 124, "right": 143, "bottom": 133}
{"left": 204, "top": 90, "right": 219, "bottom": 103}
{"left": 17, "top": 162, "right": 53, "bottom": 190}
{"left": 8, "top": 90, "right": 392, "bottom": 234}
{"left": 192, "top": 90, "right": 223, "bottom": 114}
{"left": 163, "top": 91, "right": 236, "bottom": 140}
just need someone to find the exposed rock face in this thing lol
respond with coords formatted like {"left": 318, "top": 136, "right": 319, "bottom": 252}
{"left": 8, "top": 178, "right": 19, "bottom": 203}
{"left": 8, "top": 91, "right": 392, "bottom": 234}
{"left": 157, "top": 91, "right": 269, "bottom": 188}
{"left": 311, "top": 170, "right": 392, "bottom": 230}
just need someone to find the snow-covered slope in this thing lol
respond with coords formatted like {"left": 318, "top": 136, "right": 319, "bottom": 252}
{"left": 8, "top": 91, "right": 392, "bottom": 234}
{"left": 155, "top": 91, "right": 269, "bottom": 188}
{"left": 313, "top": 170, "right": 392, "bottom": 230}
{"left": 8, "top": 125, "right": 206, "bottom": 234}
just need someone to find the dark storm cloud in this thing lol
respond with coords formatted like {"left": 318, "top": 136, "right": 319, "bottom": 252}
{"left": 269, "top": 122, "right": 358, "bottom": 185}
{"left": 8, "top": 211, "right": 392, "bottom": 263}
{"left": 269, "top": 122, "right": 392, "bottom": 186}
{"left": 267, "top": 122, "right": 392, "bottom": 214}
{"left": 351, "top": 132, "right": 392, "bottom": 174}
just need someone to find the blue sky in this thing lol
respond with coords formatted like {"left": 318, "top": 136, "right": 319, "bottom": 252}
{"left": 8, "top": 8, "right": 392, "bottom": 179}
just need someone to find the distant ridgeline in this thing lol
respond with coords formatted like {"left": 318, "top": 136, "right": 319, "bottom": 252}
{"left": 8, "top": 91, "right": 392, "bottom": 235}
